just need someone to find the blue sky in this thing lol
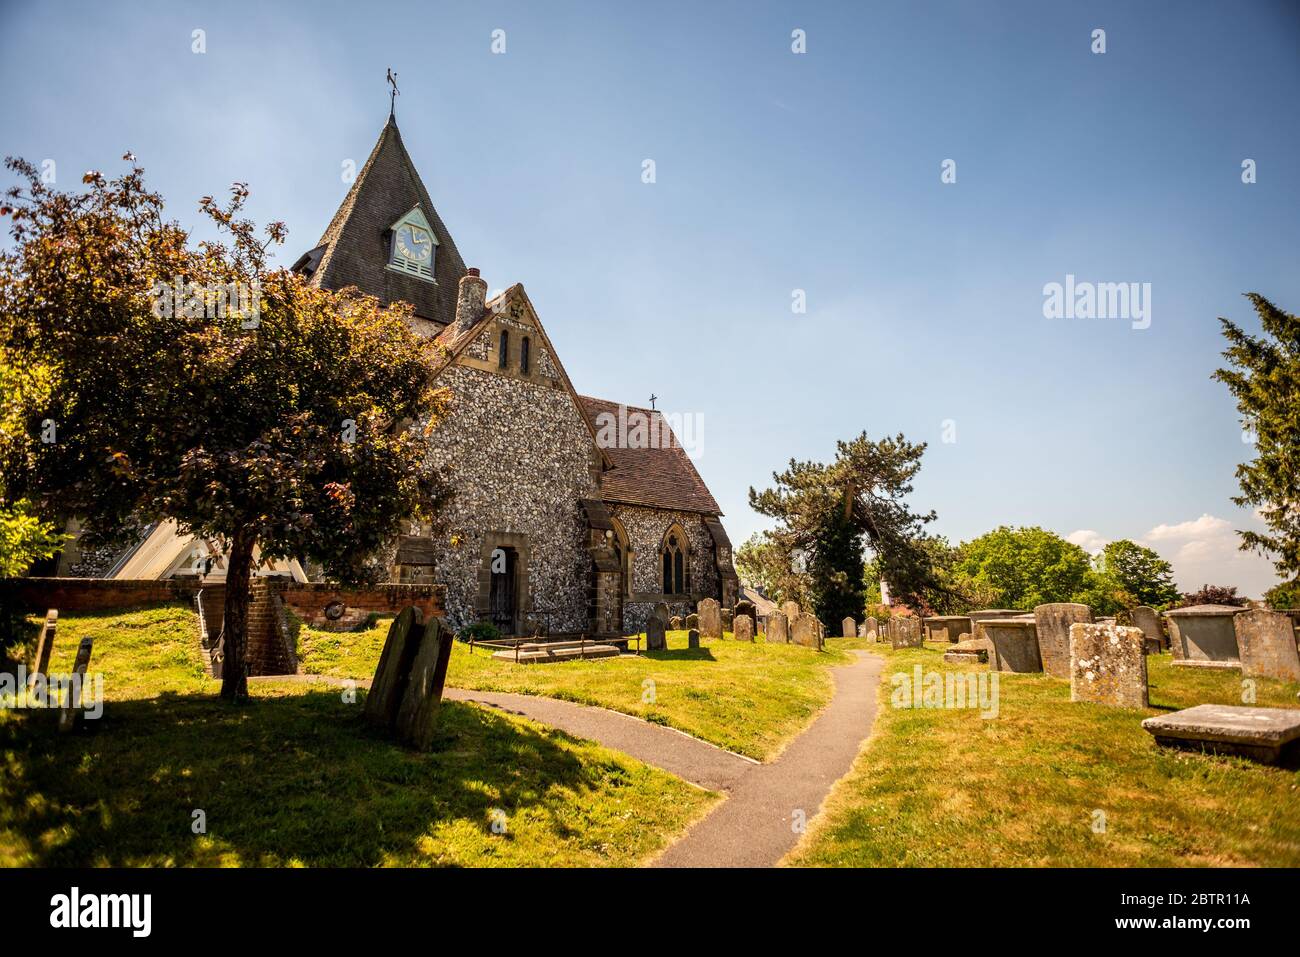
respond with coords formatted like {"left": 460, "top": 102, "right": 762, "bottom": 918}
{"left": 2, "top": 0, "right": 1297, "bottom": 595}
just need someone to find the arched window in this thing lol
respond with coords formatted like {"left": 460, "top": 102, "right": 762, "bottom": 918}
{"left": 520, "top": 336, "right": 531, "bottom": 374}
{"left": 661, "top": 528, "right": 685, "bottom": 595}
{"left": 498, "top": 330, "right": 509, "bottom": 369}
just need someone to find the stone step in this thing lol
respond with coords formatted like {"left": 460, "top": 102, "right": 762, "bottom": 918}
{"left": 943, "top": 651, "right": 986, "bottom": 665}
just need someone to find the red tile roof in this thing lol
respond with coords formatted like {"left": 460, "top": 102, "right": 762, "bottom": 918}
{"left": 577, "top": 396, "right": 721, "bottom": 516}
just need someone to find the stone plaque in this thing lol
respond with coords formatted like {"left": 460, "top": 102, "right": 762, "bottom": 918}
{"left": 1235, "top": 609, "right": 1300, "bottom": 682}
{"left": 1069, "top": 623, "right": 1148, "bottom": 708}
{"left": 1034, "top": 603, "right": 1093, "bottom": 679}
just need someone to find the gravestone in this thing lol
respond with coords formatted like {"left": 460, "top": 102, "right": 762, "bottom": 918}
{"left": 767, "top": 610, "right": 789, "bottom": 644}
{"left": 1033, "top": 603, "right": 1093, "bottom": 679}
{"left": 890, "top": 617, "right": 924, "bottom": 649}
{"left": 1069, "top": 623, "right": 1148, "bottom": 708}
{"left": 734, "top": 614, "right": 755, "bottom": 642}
{"left": 781, "top": 600, "right": 801, "bottom": 624}
{"left": 645, "top": 614, "right": 668, "bottom": 651}
{"left": 654, "top": 602, "right": 671, "bottom": 624}
{"left": 864, "top": 616, "right": 878, "bottom": 638}
{"left": 687, "top": 628, "right": 700, "bottom": 649}
{"left": 1130, "top": 605, "right": 1165, "bottom": 654}
{"left": 697, "top": 598, "right": 722, "bottom": 639}
{"left": 792, "top": 614, "right": 822, "bottom": 649}
{"left": 686, "top": 613, "right": 699, "bottom": 630}
{"left": 669, "top": 616, "right": 683, "bottom": 630}
{"left": 29, "top": 609, "right": 58, "bottom": 690}
{"left": 394, "top": 617, "right": 455, "bottom": 750}
{"left": 983, "top": 618, "right": 1042, "bottom": 673}
{"left": 735, "top": 600, "right": 756, "bottom": 624}
{"left": 365, "top": 607, "right": 424, "bottom": 730}
{"left": 721, "top": 609, "right": 734, "bottom": 634}
{"left": 56, "top": 636, "right": 94, "bottom": 733}
{"left": 1235, "top": 609, "right": 1300, "bottom": 682}
{"left": 1142, "top": 704, "right": 1300, "bottom": 764}
{"left": 842, "top": 617, "right": 857, "bottom": 638}
{"left": 924, "top": 615, "right": 972, "bottom": 643}
{"left": 1164, "top": 604, "right": 1242, "bottom": 666}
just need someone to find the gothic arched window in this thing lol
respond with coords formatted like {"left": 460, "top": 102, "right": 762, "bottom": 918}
{"left": 520, "top": 336, "right": 531, "bottom": 374}
{"left": 498, "top": 330, "right": 509, "bottom": 369}
{"left": 661, "top": 529, "right": 685, "bottom": 595}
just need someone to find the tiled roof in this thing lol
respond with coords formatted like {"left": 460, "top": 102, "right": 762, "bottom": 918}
{"left": 300, "top": 117, "right": 467, "bottom": 326}
{"left": 577, "top": 396, "right": 722, "bottom": 516}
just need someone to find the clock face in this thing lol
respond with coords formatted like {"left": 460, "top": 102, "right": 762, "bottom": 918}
{"left": 395, "top": 224, "right": 432, "bottom": 262}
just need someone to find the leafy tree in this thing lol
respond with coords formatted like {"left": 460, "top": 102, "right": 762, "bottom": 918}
{"left": 735, "top": 530, "right": 807, "bottom": 606}
{"left": 1264, "top": 579, "right": 1300, "bottom": 610}
{"left": 1176, "top": 584, "right": 1247, "bottom": 608}
{"left": 0, "top": 497, "right": 64, "bottom": 578}
{"left": 749, "top": 432, "right": 942, "bottom": 625}
{"left": 1213, "top": 295, "right": 1300, "bottom": 579}
{"left": 1094, "top": 539, "right": 1180, "bottom": 610}
{"left": 0, "top": 156, "right": 448, "bottom": 700}
{"left": 956, "top": 526, "right": 1092, "bottom": 610}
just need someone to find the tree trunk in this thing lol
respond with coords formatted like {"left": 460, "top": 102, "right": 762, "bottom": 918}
{"left": 219, "top": 527, "right": 255, "bottom": 701}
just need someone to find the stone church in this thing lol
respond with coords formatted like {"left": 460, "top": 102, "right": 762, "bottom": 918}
{"left": 82, "top": 115, "right": 736, "bottom": 638}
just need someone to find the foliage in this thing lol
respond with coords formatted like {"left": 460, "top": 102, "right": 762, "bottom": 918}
{"left": 1213, "top": 294, "right": 1300, "bottom": 580}
{"left": 458, "top": 621, "right": 501, "bottom": 644}
{"left": 0, "top": 155, "right": 449, "bottom": 699}
{"left": 749, "top": 432, "right": 943, "bottom": 623}
{"left": 1176, "top": 584, "right": 1247, "bottom": 608}
{"left": 735, "top": 530, "right": 808, "bottom": 606}
{"left": 1264, "top": 579, "right": 1300, "bottom": 610}
{"left": 1091, "top": 539, "right": 1180, "bottom": 610}
{"left": 0, "top": 497, "right": 63, "bottom": 578}
{"left": 954, "top": 526, "right": 1092, "bottom": 610}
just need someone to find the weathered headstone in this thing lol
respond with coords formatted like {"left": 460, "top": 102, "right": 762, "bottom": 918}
{"left": 687, "top": 628, "right": 700, "bottom": 649}
{"left": 57, "top": 636, "right": 94, "bottom": 734}
{"left": 983, "top": 618, "right": 1042, "bottom": 672}
{"left": 1130, "top": 605, "right": 1165, "bottom": 654}
{"left": 734, "top": 614, "right": 754, "bottom": 642}
{"left": 1235, "top": 609, "right": 1300, "bottom": 682}
{"left": 29, "top": 609, "right": 58, "bottom": 690}
{"left": 781, "top": 600, "right": 800, "bottom": 624}
{"left": 792, "top": 614, "right": 822, "bottom": 649}
{"left": 645, "top": 614, "right": 668, "bottom": 651}
{"left": 654, "top": 602, "right": 671, "bottom": 624}
{"left": 890, "top": 617, "right": 924, "bottom": 649}
{"left": 394, "top": 617, "right": 455, "bottom": 750}
{"left": 686, "top": 613, "right": 699, "bottom": 630}
{"left": 1033, "top": 603, "right": 1093, "bottom": 679}
{"left": 842, "top": 617, "right": 857, "bottom": 638}
{"left": 864, "top": 615, "right": 878, "bottom": 638}
{"left": 767, "top": 610, "right": 789, "bottom": 643}
{"left": 1142, "top": 704, "right": 1300, "bottom": 764}
{"left": 365, "top": 606, "right": 424, "bottom": 730}
{"left": 721, "top": 608, "right": 734, "bottom": 634}
{"left": 1069, "top": 623, "right": 1148, "bottom": 708}
{"left": 669, "top": 615, "right": 683, "bottom": 630}
{"left": 697, "top": 598, "right": 722, "bottom": 639}
{"left": 735, "top": 600, "right": 756, "bottom": 624}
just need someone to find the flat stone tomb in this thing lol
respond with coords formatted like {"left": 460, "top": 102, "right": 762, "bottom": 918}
{"left": 1164, "top": 604, "right": 1242, "bottom": 668}
{"left": 1130, "top": 605, "right": 1165, "bottom": 653}
{"left": 1234, "top": 609, "right": 1300, "bottom": 682}
{"left": 982, "top": 618, "right": 1042, "bottom": 673}
{"left": 924, "top": 615, "right": 972, "bottom": 643}
{"left": 1142, "top": 704, "right": 1300, "bottom": 764}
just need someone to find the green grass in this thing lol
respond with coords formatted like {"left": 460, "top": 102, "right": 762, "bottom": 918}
{"left": 1, "top": 606, "right": 714, "bottom": 867}
{"left": 787, "top": 639, "right": 1300, "bottom": 867}
{"left": 297, "top": 619, "right": 851, "bottom": 760}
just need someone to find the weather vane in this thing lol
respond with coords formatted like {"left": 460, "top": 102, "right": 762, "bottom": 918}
{"left": 386, "top": 68, "right": 399, "bottom": 118}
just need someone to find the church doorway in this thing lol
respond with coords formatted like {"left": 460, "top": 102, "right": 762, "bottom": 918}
{"left": 489, "top": 545, "right": 519, "bottom": 634}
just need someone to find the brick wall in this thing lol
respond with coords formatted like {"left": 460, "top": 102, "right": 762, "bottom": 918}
{"left": 0, "top": 577, "right": 197, "bottom": 613}
{"left": 276, "top": 581, "right": 444, "bottom": 629}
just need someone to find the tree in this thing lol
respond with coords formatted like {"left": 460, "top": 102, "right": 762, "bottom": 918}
{"left": 1264, "top": 579, "right": 1300, "bottom": 610}
{"left": 0, "top": 497, "right": 63, "bottom": 578}
{"left": 955, "top": 526, "right": 1092, "bottom": 610}
{"left": 0, "top": 155, "right": 448, "bottom": 700}
{"left": 1094, "top": 539, "right": 1180, "bottom": 610}
{"left": 1176, "top": 585, "right": 1247, "bottom": 608}
{"left": 735, "top": 530, "right": 807, "bottom": 606}
{"left": 749, "top": 432, "right": 942, "bottom": 625}
{"left": 1213, "top": 295, "right": 1300, "bottom": 580}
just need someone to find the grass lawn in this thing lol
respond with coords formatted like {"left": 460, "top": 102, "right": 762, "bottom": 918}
{"left": 297, "top": 618, "right": 850, "bottom": 760}
{"left": 787, "top": 639, "right": 1300, "bottom": 867}
{"left": 1, "top": 606, "right": 715, "bottom": 867}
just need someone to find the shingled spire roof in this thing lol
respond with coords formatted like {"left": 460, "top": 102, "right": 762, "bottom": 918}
{"left": 293, "top": 116, "right": 467, "bottom": 327}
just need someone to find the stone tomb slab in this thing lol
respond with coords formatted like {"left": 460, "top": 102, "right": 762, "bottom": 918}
{"left": 982, "top": 618, "right": 1042, "bottom": 673}
{"left": 924, "top": 615, "right": 972, "bottom": 643}
{"left": 1234, "top": 609, "right": 1300, "bottom": 683}
{"left": 1141, "top": 704, "right": 1300, "bottom": 764}
{"left": 1164, "top": 604, "right": 1242, "bottom": 665}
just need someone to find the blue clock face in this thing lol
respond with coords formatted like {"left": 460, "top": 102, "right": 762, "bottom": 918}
{"left": 396, "top": 224, "right": 432, "bottom": 262}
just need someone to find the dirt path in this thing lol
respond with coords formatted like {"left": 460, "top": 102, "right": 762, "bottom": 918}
{"left": 651, "top": 650, "right": 884, "bottom": 868}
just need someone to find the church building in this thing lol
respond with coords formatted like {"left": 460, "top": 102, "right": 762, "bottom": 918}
{"left": 287, "top": 116, "right": 737, "bottom": 636}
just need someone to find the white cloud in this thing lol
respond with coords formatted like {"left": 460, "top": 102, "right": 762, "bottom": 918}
{"left": 1066, "top": 529, "right": 1110, "bottom": 554}
{"left": 1137, "top": 512, "right": 1277, "bottom": 598}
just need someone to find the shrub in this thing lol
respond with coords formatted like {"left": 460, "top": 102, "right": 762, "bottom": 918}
{"left": 458, "top": 621, "right": 501, "bottom": 644}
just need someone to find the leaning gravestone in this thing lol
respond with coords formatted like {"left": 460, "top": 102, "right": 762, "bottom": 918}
{"left": 792, "top": 614, "right": 822, "bottom": 649}
{"left": 394, "top": 617, "right": 455, "bottom": 750}
{"left": 1034, "top": 603, "right": 1093, "bottom": 679}
{"left": 842, "top": 617, "right": 857, "bottom": 638}
{"left": 781, "top": 600, "right": 801, "bottom": 625}
{"left": 645, "top": 614, "right": 668, "bottom": 652}
{"left": 29, "top": 609, "right": 58, "bottom": 690}
{"left": 57, "top": 636, "right": 95, "bottom": 733}
{"left": 364, "top": 607, "right": 424, "bottom": 730}
{"left": 687, "top": 628, "right": 700, "bottom": 649}
{"left": 697, "top": 598, "right": 722, "bottom": 639}
{"left": 1235, "top": 609, "right": 1300, "bottom": 683}
{"left": 1069, "top": 623, "right": 1148, "bottom": 708}
{"left": 1130, "top": 605, "right": 1166, "bottom": 654}
{"left": 734, "top": 614, "right": 755, "bottom": 643}
{"left": 767, "top": 610, "right": 789, "bottom": 644}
